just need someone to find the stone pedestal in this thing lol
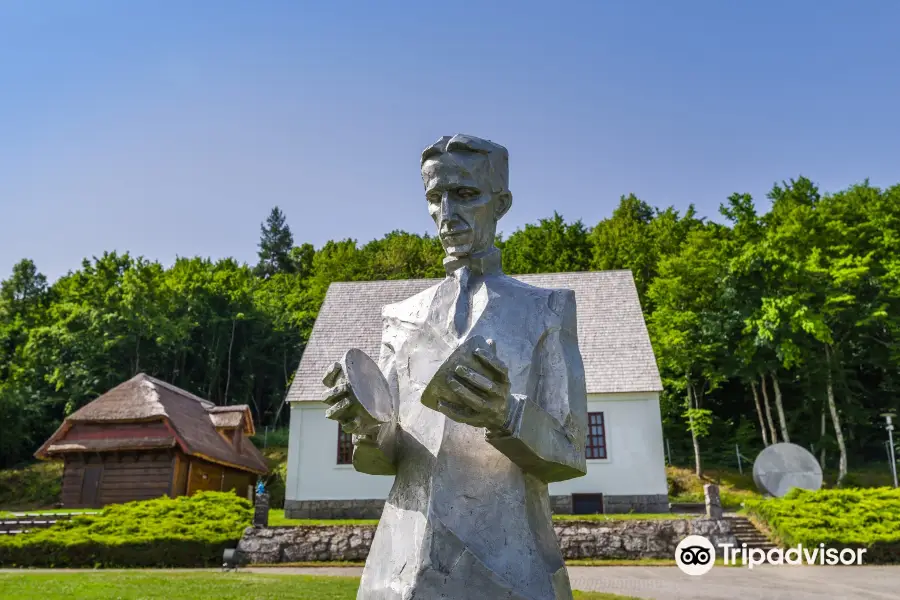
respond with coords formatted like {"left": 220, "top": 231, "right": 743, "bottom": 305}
{"left": 254, "top": 492, "right": 270, "bottom": 528}
{"left": 704, "top": 484, "right": 723, "bottom": 519}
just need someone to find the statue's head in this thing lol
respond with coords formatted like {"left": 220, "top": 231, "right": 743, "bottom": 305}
{"left": 421, "top": 134, "right": 512, "bottom": 257}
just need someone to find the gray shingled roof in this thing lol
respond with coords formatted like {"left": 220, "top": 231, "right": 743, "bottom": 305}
{"left": 286, "top": 270, "right": 662, "bottom": 403}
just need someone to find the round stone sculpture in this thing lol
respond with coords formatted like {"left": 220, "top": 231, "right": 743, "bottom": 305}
{"left": 752, "top": 443, "right": 823, "bottom": 497}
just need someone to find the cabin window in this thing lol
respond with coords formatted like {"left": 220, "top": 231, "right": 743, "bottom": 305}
{"left": 585, "top": 412, "right": 607, "bottom": 459}
{"left": 336, "top": 427, "right": 353, "bottom": 465}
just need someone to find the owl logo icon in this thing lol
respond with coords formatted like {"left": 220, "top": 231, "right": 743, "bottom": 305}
{"left": 675, "top": 535, "right": 716, "bottom": 576}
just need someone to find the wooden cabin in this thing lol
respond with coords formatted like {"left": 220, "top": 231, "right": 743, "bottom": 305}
{"left": 35, "top": 373, "right": 269, "bottom": 508}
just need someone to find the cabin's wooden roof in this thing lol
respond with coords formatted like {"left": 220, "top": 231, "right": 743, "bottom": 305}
{"left": 36, "top": 374, "right": 268, "bottom": 474}
{"left": 208, "top": 405, "right": 255, "bottom": 435}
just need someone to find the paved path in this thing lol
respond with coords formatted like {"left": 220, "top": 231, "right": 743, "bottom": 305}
{"left": 3, "top": 565, "right": 899, "bottom": 599}
{"left": 242, "top": 565, "right": 900, "bottom": 599}
{"left": 567, "top": 565, "right": 900, "bottom": 600}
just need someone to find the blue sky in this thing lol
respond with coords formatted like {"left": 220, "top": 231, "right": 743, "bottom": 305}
{"left": 2, "top": 1, "right": 898, "bottom": 281}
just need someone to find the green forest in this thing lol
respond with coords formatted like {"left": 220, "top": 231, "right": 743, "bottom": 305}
{"left": 1, "top": 177, "right": 898, "bottom": 485}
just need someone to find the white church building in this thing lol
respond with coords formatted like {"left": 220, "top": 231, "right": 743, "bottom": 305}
{"left": 284, "top": 270, "right": 668, "bottom": 518}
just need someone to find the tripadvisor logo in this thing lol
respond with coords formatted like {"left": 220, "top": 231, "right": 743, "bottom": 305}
{"left": 675, "top": 535, "right": 716, "bottom": 576}
{"left": 721, "top": 542, "right": 867, "bottom": 569}
{"left": 675, "top": 535, "right": 868, "bottom": 575}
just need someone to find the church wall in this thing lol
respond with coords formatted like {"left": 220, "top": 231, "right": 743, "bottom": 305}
{"left": 549, "top": 392, "right": 668, "bottom": 500}
{"left": 284, "top": 391, "right": 668, "bottom": 517}
{"left": 284, "top": 401, "right": 394, "bottom": 503}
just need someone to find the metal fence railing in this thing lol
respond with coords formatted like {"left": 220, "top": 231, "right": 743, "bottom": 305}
{"left": 0, "top": 512, "right": 97, "bottom": 536}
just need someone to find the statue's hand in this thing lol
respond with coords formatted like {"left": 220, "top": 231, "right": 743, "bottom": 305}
{"left": 439, "top": 338, "right": 512, "bottom": 430}
{"left": 321, "top": 362, "right": 381, "bottom": 436}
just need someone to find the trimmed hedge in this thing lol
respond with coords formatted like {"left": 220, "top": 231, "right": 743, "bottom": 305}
{"left": 0, "top": 491, "right": 252, "bottom": 567}
{"left": 745, "top": 487, "right": 900, "bottom": 564}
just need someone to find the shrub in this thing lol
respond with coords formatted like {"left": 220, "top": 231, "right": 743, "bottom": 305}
{"left": 267, "top": 459, "right": 287, "bottom": 509}
{"left": 0, "top": 461, "right": 62, "bottom": 508}
{"left": 0, "top": 491, "right": 252, "bottom": 567}
{"left": 260, "top": 447, "right": 287, "bottom": 509}
{"left": 745, "top": 487, "right": 900, "bottom": 564}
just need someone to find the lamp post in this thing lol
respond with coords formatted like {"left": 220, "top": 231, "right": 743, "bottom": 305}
{"left": 882, "top": 413, "right": 898, "bottom": 488}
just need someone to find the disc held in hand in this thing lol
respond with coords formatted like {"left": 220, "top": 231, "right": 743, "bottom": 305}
{"left": 341, "top": 348, "right": 393, "bottom": 424}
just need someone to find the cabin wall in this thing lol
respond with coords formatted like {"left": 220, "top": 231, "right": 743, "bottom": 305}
{"left": 186, "top": 458, "right": 226, "bottom": 495}
{"left": 184, "top": 457, "right": 256, "bottom": 499}
{"left": 172, "top": 452, "right": 191, "bottom": 496}
{"left": 98, "top": 451, "right": 173, "bottom": 506}
{"left": 62, "top": 452, "right": 256, "bottom": 507}
{"left": 61, "top": 458, "right": 85, "bottom": 506}
{"left": 222, "top": 469, "right": 255, "bottom": 499}
{"left": 61, "top": 451, "right": 174, "bottom": 508}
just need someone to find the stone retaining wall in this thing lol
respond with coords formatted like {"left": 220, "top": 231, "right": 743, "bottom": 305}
{"left": 238, "top": 525, "right": 375, "bottom": 563}
{"left": 235, "top": 518, "right": 736, "bottom": 564}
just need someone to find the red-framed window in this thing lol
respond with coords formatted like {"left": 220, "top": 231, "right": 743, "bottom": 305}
{"left": 585, "top": 412, "right": 607, "bottom": 459}
{"left": 337, "top": 428, "right": 353, "bottom": 464}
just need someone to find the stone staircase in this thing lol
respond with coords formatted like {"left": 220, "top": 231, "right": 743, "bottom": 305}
{"left": 725, "top": 515, "right": 778, "bottom": 551}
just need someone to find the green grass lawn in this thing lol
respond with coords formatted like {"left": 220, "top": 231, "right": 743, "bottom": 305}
{"left": 267, "top": 509, "right": 687, "bottom": 528}
{"left": 553, "top": 513, "right": 687, "bottom": 521}
{"left": 267, "top": 511, "right": 379, "bottom": 527}
{"left": 666, "top": 465, "right": 760, "bottom": 507}
{"left": 0, "top": 572, "right": 637, "bottom": 599}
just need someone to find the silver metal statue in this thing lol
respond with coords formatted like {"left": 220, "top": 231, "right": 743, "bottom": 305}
{"left": 323, "top": 134, "right": 588, "bottom": 599}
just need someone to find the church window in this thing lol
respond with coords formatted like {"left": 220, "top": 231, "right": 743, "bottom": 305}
{"left": 585, "top": 412, "right": 607, "bottom": 459}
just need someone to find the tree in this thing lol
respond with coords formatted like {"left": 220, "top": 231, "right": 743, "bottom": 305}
{"left": 590, "top": 195, "right": 656, "bottom": 299}
{"left": 503, "top": 212, "right": 591, "bottom": 274}
{"left": 0, "top": 176, "right": 898, "bottom": 475}
{"left": 648, "top": 226, "right": 729, "bottom": 476}
{"left": 0, "top": 259, "right": 50, "bottom": 381}
{"left": 744, "top": 177, "right": 893, "bottom": 484}
{"left": 363, "top": 231, "right": 445, "bottom": 280}
{"left": 591, "top": 196, "right": 702, "bottom": 310}
{"left": 719, "top": 193, "right": 786, "bottom": 446}
{"left": 256, "top": 207, "right": 295, "bottom": 278}
{"left": 290, "top": 243, "right": 316, "bottom": 280}
{"left": 0, "top": 259, "right": 48, "bottom": 307}
{"left": 0, "top": 259, "right": 53, "bottom": 467}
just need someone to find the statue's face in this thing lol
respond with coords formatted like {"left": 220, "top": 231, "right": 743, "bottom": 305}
{"left": 422, "top": 153, "right": 509, "bottom": 257}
